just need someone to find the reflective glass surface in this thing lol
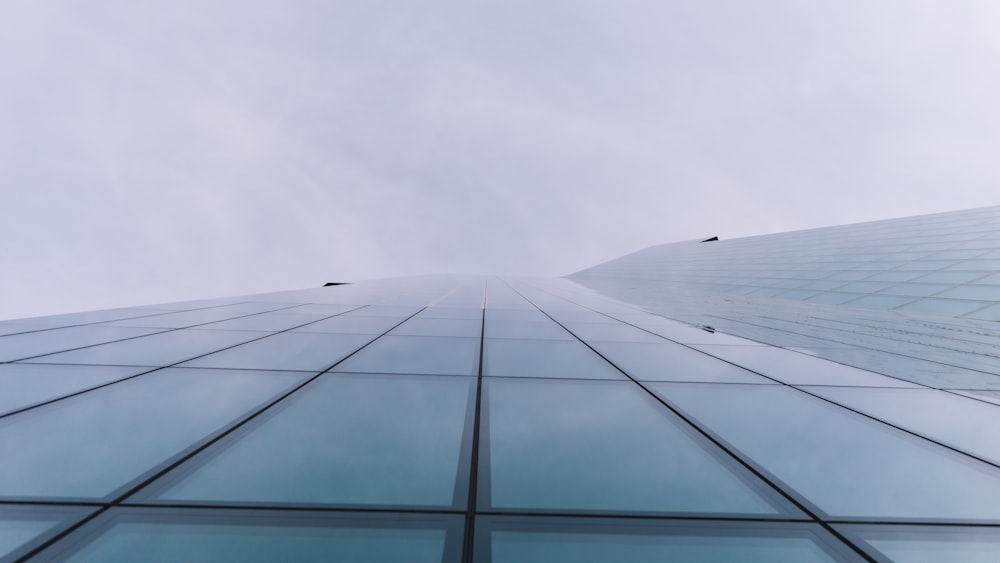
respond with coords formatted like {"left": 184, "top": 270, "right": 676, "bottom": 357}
{"left": 691, "top": 345, "right": 917, "bottom": 387}
{"left": 25, "top": 330, "right": 268, "bottom": 367}
{"left": 479, "top": 517, "right": 860, "bottom": 563}
{"left": 180, "top": 332, "right": 374, "bottom": 371}
{"left": 333, "top": 336, "right": 479, "bottom": 376}
{"left": 484, "top": 339, "right": 623, "bottom": 379}
{"left": 656, "top": 383, "right": 1000, "bottom": 520}
{"left": 482, "top": 378, "right": 792, "bottom": 515}
{"left": 292, "top": 315, "right": 404, "bottom": 334}
{"left": 0, "top": 363, "right": 149, "bottom": 415}
{"left": 0, "top": 505, "right": 95, "bottom": 561}
{"left": 807, "top": 387, "right": 1000, "bottom": 465}
{"left": 0, "top": 326, "right": 164, "bottom": 362}
{"left": 485, "top": 320, "right": 573, "bottom": 340}
{"left": 837, "top": 524, "right": 1000, "bottom": 563}
{"left": 588, "top": 341, "right": 774, "bottom": 383}
{"left": 146, "top": 374, "right": 474, "bottom": 508}
{"left": 35, "top": 508, "right": 462, "bottom": 563}
{"left": 390, "top": 317, "right": 482, "bottom": 337}
{"left": 0, "top": 369, "right": 306, "bottom": 499}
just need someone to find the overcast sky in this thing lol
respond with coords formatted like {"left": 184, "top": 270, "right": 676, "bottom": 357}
{"left": 2, "top": 1, "right": 1000, "bottom": 319}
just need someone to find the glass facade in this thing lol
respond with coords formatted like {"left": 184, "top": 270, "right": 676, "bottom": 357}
{"left": 4, "top": 208, "right": 1000, "bottom": 561}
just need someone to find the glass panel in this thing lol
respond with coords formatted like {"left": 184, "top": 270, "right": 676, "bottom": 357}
{"left": 333, "top": 336, "right": 479, "bottom": 376}
{"left": 390, "top": 317, "right": 482, "bottom": 337}
{"left": 0, "top": 505, "right": 96, "bottom": 562}
{"left": 478, "top": 516, "right": 861, "bottom": 563}
{"left": 418, "top": 307, "right": 484, "bottom": 320}
{"left": 0, "top": 327, "right": 164, "bottom": 362}
{"left": 35, "top": 508, "right": 462, "bottom": 563}
{"left": 837, "top": 524, "right": 1000, "bottom": 563}
{"left": 100, "top": 308, "right": 290, "bottom": 329}
{"left": 484, "top": 310, "right": 547, "bottom": 323}
{"left": 655, "top": 383, "right": 1000, "bottom": 520}
{"left": 561, "top": 322, "right": 666, "bottom": 343}
{"left": 180, "top": 333, "right": 373, "bottom": 371}
{"left": 145, "top": 374, "right": 473, "bottom": 508}
{"left": 691, "top": 345, "right": 917, "bottom": 387}
{"left": 0, "top": 364, "right": 150, "bottom": 415}
{"left": 485, "top": 320, "right": 574, "bottom": 340}
{"left": 353, "top": 306, "right": 422, "bottom": 317}
{"left": 482, "top": 378, "right": 794, "bottom": 515}
{"left": 877, "top": 283, "right": 951, "bottom": 297}
{"left": 807, "top": 387, "right": 1000, "bottom": 465}
{"left": 484, "top": 339, "right": 624, "bottom": 380}
{"left": 24, "top": 330, "right": 268, "bottom": 367}
{"left": 0, "top": 368, "right": 307, "bottom": 499}
{"left": 588, "top": 341, "right": 774, "bottom": 383}
{"left": 196, "top": 313, "right": 331, "bottom": 332}
{"left": 845, "top": 295, "right": 915, "bottom": 309}
{"left": 291, "top": 315, "right": 402, "bottom": 334}
{"left": 934, "top": 285, "right": 1000, "bottom": 301}
{"left": 897, "top": 299, "right": 990, "bottom": 316}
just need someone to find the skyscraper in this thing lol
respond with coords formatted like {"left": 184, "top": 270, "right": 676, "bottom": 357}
{"left": 4, "top": 207, "right": 1000, "bottom": 561}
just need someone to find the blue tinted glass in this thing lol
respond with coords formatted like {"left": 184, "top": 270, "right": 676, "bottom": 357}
{"left": 479, "top": 517, "right": 859, "bottom": 563}
{"left": 588, "top": 341, "right": 774, "bottom": 383}
{"left": 37, "top": 509, "right": 461, "bottom": 563}
{"left": 809, "top": 387, "right": 1000, "bottom": 466}
{"left": 0, "top": 327, "right": 164, "bottom": 362}
{"left": 483, "top": 379, "right": 793, "bottom": 515}
{"left": 0, "top": 364, "right": 149, "bottom": 415}
{"left": 837, "top": 524, "right": 1000, "bottom": 563}
{"left": 25, "top": 330, "right": 268, "bottom": 367}
{"left": 485, "top": 320, "right": 574, "bottom": 340}
{"left": 180, "top": 332, "right": 373, "bottom": 371}
{"left": 100, "top": 308, "right": 288, "bottom": 329}
{"left": 484, "top": 339, "right": 624, "bottom": 379}
{"left": 196, "top": 313, "right": 331, "bottom": 332}
{"left": 0, "top": 368, "right": 306, "bottom": 499}
{"left": 0, "top": 505, "right": 95, "bottom": 561}
{"left": 333, "top": 336, "right": 479, "bottom": 376}
{"left": 691, "top": 346, "right": 916, "bottom": 387}
{"left": 656, "top": 384, "right": 1000, "bottom": 520}
{"left": 562, "top": 322, "right": 666, "bottom": 343}
{"left": 390, "top": 318, "right": 482, "bottom": 337}
{"left": 147, "top": 374, "right": 473, "bottom": 508}
{"left": 292, "top": 315, "right": 403, "bottom": 334}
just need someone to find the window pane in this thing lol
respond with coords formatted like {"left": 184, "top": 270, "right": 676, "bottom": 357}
{"left": 292, "top": 315, "right": 403, "bottom": 334}
{"left": 0, "top": 368, "right": 307, "bottom": 499}
{"left": 35, "top": 508, "right": 462, "bottom": 563}
{"left": 145, "top": 374, "right": 474, "bottom": 508}
{"left": 478, "top": 517, "right": 860, "bottom": 563}
{"left": 25, "top": 330, "right": 268, "bottom": 367}
{"left": 562, "top": 322, "right": 666, "bottom": 343}
{"left": 0, "top": 505, "right": 95, "bottom": 561}
{"left": 180, "top": 332, "right": 374, "bottom": 371}
{"left": 484, "top": 339, "right": 624, "bottom": 380}
{"left": 691, "top": 346, "right": 917, "bottom": 387}
{"left": 837, "top": 524, "right": 1000, "bottom": 563}
{"left": 588, "top": 341, "right": 774, "bottom": 383}
{"left": 390, "top": 318, "right": 482, "bottom": 338}
{"left": 482, "top": 379, "right": 795, "bottom": 516}
{"left": 656, "top": 383, "right": 1000, "bottom": 520}
{"left": 808, "top": 387, "right": 1000, "bottom": 466}
{"left": 333, "top": 336, "right": 479, "bottom": 376}
{"left": 485, "top": 320, "right": 574, "bottom": 340}
{"left": 197, "top": 313, "right": 331, "bottom": 332}
{"left": 0, "top": 327, "right": 164, "bottom": 362}
{"left": 0, "top": 364, "right": 149, "bottom": 415}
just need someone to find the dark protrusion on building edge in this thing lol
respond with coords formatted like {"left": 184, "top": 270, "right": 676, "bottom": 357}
{"left": 323, "top": 282, "right": 350, "bottom": 287}
{"left": 700, "top": 236, "right": 719, "bottom": 242}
